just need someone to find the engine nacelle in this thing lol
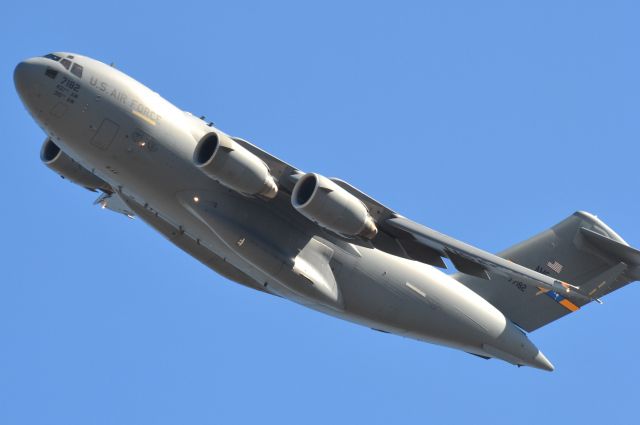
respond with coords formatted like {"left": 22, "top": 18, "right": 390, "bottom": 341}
{"left": 291, "top": 173, "right": 378, "bottom": 239}
{"left": 193, "top": 132, "right": 278, "bottom": 199}
{"left": 40, "top": 139, "right": 111, "bottom": 192}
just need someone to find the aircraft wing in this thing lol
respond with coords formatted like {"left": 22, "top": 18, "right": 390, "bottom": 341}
{"left": 232, "top": 137, "right": 301, "bottom": 192}
{"left": 222, "top": 143, "right": 599, "bottom": 303}
{"left": 231, "top": 137, "right": 399, "bottom": 223}
{"left": 378, "top": 216, "right": 600, "bottom": 304}
{"left": 329, "top": 178, "right": 397, "bottom": 222}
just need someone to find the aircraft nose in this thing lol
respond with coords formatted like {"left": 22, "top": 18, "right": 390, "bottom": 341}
{"left": 14, "top": 58, "right": 42, "bottom": 101}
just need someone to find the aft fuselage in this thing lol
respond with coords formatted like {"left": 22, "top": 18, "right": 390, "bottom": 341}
{"left": 14, "top": 52, "right": 553, "bottom": 371}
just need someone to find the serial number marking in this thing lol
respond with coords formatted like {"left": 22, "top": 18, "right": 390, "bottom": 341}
{"left": 507, "top": 277, "right": 527, "bottom": 293}
{"left": 53, "top": 76, "right": 80, "bottom": 104}
{"left": 59, "top": 76, "right": 80, "bottom": 92}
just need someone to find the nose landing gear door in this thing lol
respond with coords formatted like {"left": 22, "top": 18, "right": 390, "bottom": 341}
{"left": 90, "top": 119, "right": 119, "bottom": 150}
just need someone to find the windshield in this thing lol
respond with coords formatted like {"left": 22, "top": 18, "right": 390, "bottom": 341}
{"left": 42, "top": 53, "right": 83, "bottom": 78}
{"left": 43, "top": 53, "right": 61, "bottom": 61}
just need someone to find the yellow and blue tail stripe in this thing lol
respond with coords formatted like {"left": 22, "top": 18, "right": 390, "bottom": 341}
{"left": 544, "top": 289, "right": 580, "bottom": 312}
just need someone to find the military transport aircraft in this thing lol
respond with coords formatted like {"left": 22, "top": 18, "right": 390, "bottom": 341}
{"left": 15, "top": 52, "right": 640, "bottom": 371}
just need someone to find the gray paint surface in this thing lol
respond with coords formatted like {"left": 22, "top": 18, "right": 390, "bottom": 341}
{"left": 14, "top": 52, "right": 639, "bottom": 371}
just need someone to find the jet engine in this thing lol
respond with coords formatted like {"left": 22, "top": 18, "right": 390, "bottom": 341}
{"left": 291, "top": 173, "right": 378, "bottom": 239}
{"left": 193, "top": 132, "right": 278, "bottom": 199}
{"left": 40, "top": 139, "right": 111, "bottom": 192}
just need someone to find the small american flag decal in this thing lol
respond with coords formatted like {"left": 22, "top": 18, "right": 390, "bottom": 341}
{"left": 547, "top": 260, "right": 564, "bottom": 274}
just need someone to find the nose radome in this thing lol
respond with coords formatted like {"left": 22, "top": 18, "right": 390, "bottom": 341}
{"left": 14, "top": 61, "right": 30, "bottom": 97}
{"left": 14, "top": 58, "right": 42, "bottom": 101}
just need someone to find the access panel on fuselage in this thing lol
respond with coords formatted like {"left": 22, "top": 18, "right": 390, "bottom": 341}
{"left": 90, "top": 118, "right": 119, "bottom": 150}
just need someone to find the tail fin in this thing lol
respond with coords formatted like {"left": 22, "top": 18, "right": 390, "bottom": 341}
{"left": 454, "top": 211, "right": 640, "bottom": 332}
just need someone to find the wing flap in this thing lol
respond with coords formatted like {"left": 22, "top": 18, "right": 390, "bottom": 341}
{"left": 446, "top": 250, "right": 490, "bottom": 280}
{"left": 400, "top": 238, "right": 448, "bottom": 268}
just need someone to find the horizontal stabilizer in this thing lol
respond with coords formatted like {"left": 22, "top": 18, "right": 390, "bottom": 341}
{"left": 580, "top": 227, "right": 640, "bottom": 279}
{"left": 452, "top": 211, "right": 638, "bottom": 331}
{"left": 381, "top": 216, "right": 597, "bottom": 303}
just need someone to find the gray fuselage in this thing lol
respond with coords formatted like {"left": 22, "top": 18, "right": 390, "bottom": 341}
{"left": 14, "top": 52, "right": 554, "bottom": 371}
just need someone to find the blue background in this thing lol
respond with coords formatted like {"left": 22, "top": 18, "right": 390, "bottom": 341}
{"left": 2, "top": 1, "right": 639, "bottom": 424}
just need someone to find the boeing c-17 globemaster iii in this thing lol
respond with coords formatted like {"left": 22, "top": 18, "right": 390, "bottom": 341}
{"left": 14, "top": 52, "right": 640, "bottom": 371}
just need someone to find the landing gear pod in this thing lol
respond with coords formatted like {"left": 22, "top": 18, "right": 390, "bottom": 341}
{"left": 291, "top": 173, "right": 378, "bottom": 239}
{"left": 40, "top": 139, "right": 111, "bottom": 192}
{"left": 193, "top": 132, "right": 278, "bottom": 199}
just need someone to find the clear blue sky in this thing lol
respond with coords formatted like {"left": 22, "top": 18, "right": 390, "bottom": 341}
{"left": 2, "top": 1, "right": 639, "bottom": 424}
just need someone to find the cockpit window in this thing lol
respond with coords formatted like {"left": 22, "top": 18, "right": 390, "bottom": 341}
{"left": 44, "top": 53, "right": 61, "bottom": 61}
{"left": 71, "top": 63, "right": 83, "bottom": 78}
{"left": 45, "top": 68, "right": 58, "bottom": 79}
{"left": 60, "top": 58, "right": 71, "bottom": 70}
